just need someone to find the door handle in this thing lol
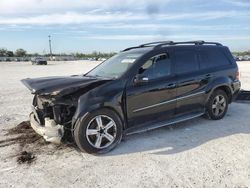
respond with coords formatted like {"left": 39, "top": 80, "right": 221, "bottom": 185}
{"left": 166, "top": 83, "right": 176, "bottom": 89}
{"left": 200, "top": 74, "right": 212, "bottom": 83}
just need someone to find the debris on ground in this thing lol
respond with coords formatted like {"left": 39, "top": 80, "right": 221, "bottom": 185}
{"left": 5, "top": 121, "right": 32, "bottom": 135}
{"left": 0, "top": 121, "right": 45, "bottom": 149}
{"left": 17, "top": 151, "right": 36, "bottom": 164}
{"left": 0, "top": 121, "right": 75, "bottom": 165}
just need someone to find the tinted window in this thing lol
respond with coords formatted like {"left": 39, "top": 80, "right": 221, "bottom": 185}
{"left": 139, "top": 53, "right": 171, "bottom": 80}
{"left": 199, "top": 48, "right": 231, "bottom": 70}
{"left": 175, "top": 50, "right": 198, "bottom": 74}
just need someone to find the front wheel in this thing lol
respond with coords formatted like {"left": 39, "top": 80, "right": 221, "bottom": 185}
{"left": 205, "top": 89, "right": 229, "bottom": 120}
{"left": 73, "top": 109, "right": 123, "bottom": 154}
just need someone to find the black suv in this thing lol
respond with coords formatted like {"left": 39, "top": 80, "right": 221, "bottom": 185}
{"left": 22, "top": 41, "right": 241, "bottom": 153}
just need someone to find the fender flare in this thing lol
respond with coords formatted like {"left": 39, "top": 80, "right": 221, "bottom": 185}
{"left": 205, "top": 77, "right": 233, "bottom": 103}
{"left": 72, "top": 91, "right": 127, "bottom": 130}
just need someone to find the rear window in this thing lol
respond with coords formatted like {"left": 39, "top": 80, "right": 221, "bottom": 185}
{"left": 198, "top": 48, "right": 231, "bottom": 70}
{"left": 175, "top": 50, "right": 199, "bottom": 74}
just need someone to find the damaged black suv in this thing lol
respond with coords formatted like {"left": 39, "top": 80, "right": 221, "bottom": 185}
{"left": 22, "top": 41, "right": 240, "bottom": 153}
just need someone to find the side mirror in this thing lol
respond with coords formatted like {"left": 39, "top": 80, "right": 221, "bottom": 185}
{"left": 134, "top": 74, "right": 149, "bottom": 85}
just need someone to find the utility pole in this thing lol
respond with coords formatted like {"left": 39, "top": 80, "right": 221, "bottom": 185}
{"left": 48, "top": 35, "right": 52, "bottom": 59}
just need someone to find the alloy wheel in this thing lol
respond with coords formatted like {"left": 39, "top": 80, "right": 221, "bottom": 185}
{"left": 212, "top": 95, "right": 226, "bottom": 116}
{"left": 86, "top": 115, "right": 117, "bottom": 149}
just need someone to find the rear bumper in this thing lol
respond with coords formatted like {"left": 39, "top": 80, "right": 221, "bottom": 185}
{"left": 30, "top": 113, "right": 64, "bottom": 144}
{"left": 232, "top": 80, "right": 241, "bottom": 101}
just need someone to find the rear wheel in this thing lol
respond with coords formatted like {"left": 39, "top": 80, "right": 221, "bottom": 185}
{"left": 74, "top": 109, "right": 123, "bottom": 154}
{"left": 205, "top": 89, "right": 229, "bottom": 120}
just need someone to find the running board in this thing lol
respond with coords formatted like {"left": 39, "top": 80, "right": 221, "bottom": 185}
{"left": 126, "top": 112, "right": 204, "bottom": 135}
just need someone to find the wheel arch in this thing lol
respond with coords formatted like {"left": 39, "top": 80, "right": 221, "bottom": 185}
{"left": 72, "top": 91, "right": 127, "bottom": 131}
{"left": 206, "top": 84, "right": 233, "bottom": 104}
{"left": 213, "top": 85, "right": 233, "bottom": 103}
{"left": 205, "top": 76, "right": 234, "bottom": 104}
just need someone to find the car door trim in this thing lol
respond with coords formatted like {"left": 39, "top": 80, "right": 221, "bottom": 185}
{"left": 177, "top": 91, "right": 205, "bottom": 101}
{"left": 133, "top": 91, "right": 205, "bottom": 113}
{"left": 133, "top": 98, "right": 176, "bottom": 113}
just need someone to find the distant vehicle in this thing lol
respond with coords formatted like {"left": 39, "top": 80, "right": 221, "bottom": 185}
{"left": 242, "top": 56, "right": 250, "bottom": 61}
{"left": 88, "top": 58, "right": 96, "bottom": 61}
{"left": 238, "top": 56, "right": 244, "bottom": 61}
{"left": 98, "top": 58, "right": 107, "bottom": 62}
{"left": 22, "top": 40, "right": 241, "bottom": 154}
{"left": 14, "top": 58, "right": 21, "bottom": 62}
{"left": 31, "top": 57, "right": 47, "bottom": 65}
{"left": 233, "top": 55, "right": 237, "bottom": 60}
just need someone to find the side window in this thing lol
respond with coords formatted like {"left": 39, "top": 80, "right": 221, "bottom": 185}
{"left": 199, "top": 48, "right": 231, "bottom": 70}
{"left": 138, "top": 53, "right": 171, "bottom": 80}
{"left": 175, "top": 50, "right": 198, "bottom": 74}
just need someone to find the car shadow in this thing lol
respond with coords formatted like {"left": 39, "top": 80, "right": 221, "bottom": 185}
{"left": 106, "top": 103, "right": 250, "bottom": 156}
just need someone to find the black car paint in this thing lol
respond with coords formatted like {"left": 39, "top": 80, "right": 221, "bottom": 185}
{"left": 22, "top": 44, "right": 240, "bottom": 137}
{"left": 21, "top": 76, "right": 111, "bottom": 96}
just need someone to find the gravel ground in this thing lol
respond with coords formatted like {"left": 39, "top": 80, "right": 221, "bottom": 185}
{"left": 0, "top": 61, "right": 249, "bottom": 188}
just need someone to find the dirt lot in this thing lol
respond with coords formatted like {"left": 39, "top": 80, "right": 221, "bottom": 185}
{"left": 0, "top": 61, "right": 250, "bottom": 188}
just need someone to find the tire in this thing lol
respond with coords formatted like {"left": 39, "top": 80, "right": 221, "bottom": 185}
{"left": 73, "top": 108, "right": 123, "bottom": 154}
{"left": 205, "top": 89, "right": 229, "bottom": 120}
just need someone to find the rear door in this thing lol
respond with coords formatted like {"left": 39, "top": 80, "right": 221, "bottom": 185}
{"left": 174, "top": 47, "right": 207, "bottom": 116}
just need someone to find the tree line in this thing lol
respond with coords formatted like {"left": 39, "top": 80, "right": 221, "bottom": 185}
{"left": 0, "top": 48, "right": 27, "bottom": 57}
{"left": 0, "top": 48, "right": 116, "bottom": 58}
{"left": 232, "top": 50, "right": 250, "bottom": 56}
{"left": 74, "top": 51, "right": 117, "bottom": 59}
{"left": 2, "top": 47, "right": 249, "bottom": 58}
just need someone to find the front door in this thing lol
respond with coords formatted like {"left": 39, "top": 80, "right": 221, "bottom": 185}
{"left": 126, "top": 52, "right": 177, "bottom": 127}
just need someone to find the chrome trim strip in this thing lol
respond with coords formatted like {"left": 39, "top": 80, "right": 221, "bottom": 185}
{"left": 133, "top": 98, "right": 176, "bottom": 113}
{"left": 133, "top": 91, "right": 205, "bottom": 113}
{"left": 176, "top": 91, "right": 205, "bottom": 101}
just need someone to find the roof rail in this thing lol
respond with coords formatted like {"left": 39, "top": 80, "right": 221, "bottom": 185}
{"left": 175, "top": 41, "right": 222, "bottom": 46}
{"left": 154, "top": 40, "right": 222, "bottom": 49}
{"left": 139, "top": 41, "right": 174, "bottom": 47}
{"left": 122, "top": 41, "right": 174, "bottom": 52}
{"left": 122, "top": 40, "right": 223, "bottom": 52}
{"left": 122, "top": 46, "right": 143, "bottom": 52}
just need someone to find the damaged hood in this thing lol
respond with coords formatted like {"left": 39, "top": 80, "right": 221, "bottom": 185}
{"left": 21, "top": 75, "right": 111, "bottom": 96}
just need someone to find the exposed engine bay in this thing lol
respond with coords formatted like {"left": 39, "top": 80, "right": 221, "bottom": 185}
{"left": 22, "top": 75, "right": 111, "bottom": 143}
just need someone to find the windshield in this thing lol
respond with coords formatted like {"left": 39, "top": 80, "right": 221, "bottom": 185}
{"left": 86, "top": 52, "right": 143, "bottom": 78}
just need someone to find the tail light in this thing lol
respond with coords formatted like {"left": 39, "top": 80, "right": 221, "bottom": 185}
{"left": 236, "top": 70, "right": 240, "bottom": 80}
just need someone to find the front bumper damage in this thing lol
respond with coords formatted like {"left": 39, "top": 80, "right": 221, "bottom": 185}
{"left": 30, "top": 113, "right": 64, "bottom": 144}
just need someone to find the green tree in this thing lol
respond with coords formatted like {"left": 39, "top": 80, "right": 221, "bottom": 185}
{"left": 0, "top": 48, "right": 7, "bottom": 56}
{"left": 15, "top": 48, "right": 27, "bottom": 57}
{"left": 6, "top": 51, "right": 14, "bottom": 57}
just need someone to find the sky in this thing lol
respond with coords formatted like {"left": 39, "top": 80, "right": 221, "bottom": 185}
{"left": 0, "top": 0, "right": 250, "bottom": 53}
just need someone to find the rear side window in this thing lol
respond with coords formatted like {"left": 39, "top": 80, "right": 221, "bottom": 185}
{"left": 175, "top": 50, "right": 199, "bottom": 74}
{"left": 198, "top": 48, "right": 231, "bottom": 70}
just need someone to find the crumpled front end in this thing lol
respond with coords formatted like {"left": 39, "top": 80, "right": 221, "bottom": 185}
{"left": 30, "top": 112, "right": 64, "bottom": 143}
{"left": 30, "top": 95, "right": 76, "bottom": 144}
{"left": 21, "top": 75, "right": 112, "bottom": 143}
